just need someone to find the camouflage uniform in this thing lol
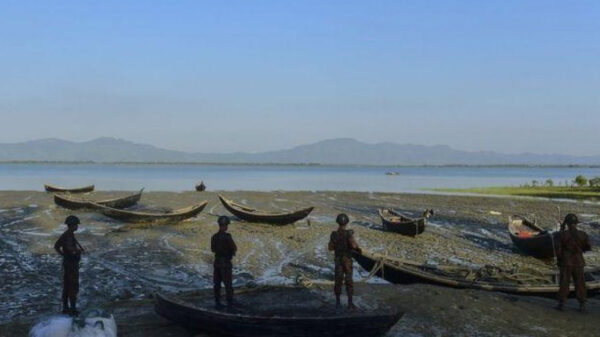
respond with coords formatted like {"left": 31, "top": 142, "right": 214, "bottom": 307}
{"left": 557, "top": 228, "right": 591, "bottom": 303}
{"left": 54, "top": 231, "right": 81, "bottom": 312}
{"left": 329, "top": 229, "right": 360, "bottom": 298}
{"left": 211, "top": 231, "right": 237, "bottom": 305}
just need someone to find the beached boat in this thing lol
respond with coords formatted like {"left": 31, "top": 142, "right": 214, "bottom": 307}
{"left": 89, "top": 201, "right": 208, "bottom": 223}
{"left": 218, "top": 195, "right": 313, "bottom": 225}
{"left": 378, "top": 208, "right": 433, "bottom": 236}
{"left": 352, "top": 250, "right": 600, "bottom": 297}
{"left": 44, "top": 184, "right": 95, "bottom": 193}
{"left": 53, "top": 189, "right": 144, "bottom": 210}
{"left": 155, "top": 286, "right": 403, "bottom": 337}
{"left": 195, "top": 181, "right": 206, "bottom": 191}
{"left": 508, "top": 215, "right": 558, "bottom": 259}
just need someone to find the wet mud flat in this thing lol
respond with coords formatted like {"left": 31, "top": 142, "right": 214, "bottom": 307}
{"left": 0, "top": 190, "right": 599, "bottom": 336}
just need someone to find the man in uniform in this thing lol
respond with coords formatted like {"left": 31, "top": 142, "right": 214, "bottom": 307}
{"left": 556, "top": 213, "right": 591, "bottom": 312}
{"left": 329, "top": 213, "right": 361, "bottom": 309}
{"left": 54, "top": 215, "right": 84, "bottom": 316}
{"left": 211, "top": 215, "right": 237, "bottom": 308}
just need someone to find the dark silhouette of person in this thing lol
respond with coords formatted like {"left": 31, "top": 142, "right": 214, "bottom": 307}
{"left": 211, "top": 215, "right": 237, "bottom": 308}
{"left": 328, "top": 213, "right": 361, "bottom": 309}
{"left": 54, "top": 215, "right": 84, "bottom": 316}
{"left": 556, "top": 213, "right": 591, "bottom": 312}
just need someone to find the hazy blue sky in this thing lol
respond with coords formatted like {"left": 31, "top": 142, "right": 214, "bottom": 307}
{"left": 1, "top": 1, "right": 598, "bottom": 155}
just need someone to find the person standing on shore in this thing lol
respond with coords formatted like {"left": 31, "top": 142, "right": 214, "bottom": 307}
{"left": 211, "top": 216, "right": 237, "bottom": 308}
{"left": 54, "top": 215, "right": 84, "bottom": 316}
{"left": 556, "top": 213, "right": 591, "bottom": 312}
{"left": 329, "top": 213, "right": 361, "bottom": 309}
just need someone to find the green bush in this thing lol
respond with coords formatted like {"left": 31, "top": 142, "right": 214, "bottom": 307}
{"left": 574, "top": 175, "right": 588, "bottom": 187}
{"left": 590, "top": 177, "right": 600, "bottom": 187}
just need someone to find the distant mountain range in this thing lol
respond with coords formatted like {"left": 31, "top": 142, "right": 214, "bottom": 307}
{"left": 0, "top": 137, "right": 599, "bottom": 165}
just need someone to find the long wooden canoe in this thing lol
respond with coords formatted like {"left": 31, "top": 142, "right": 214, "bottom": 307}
{"left": 155, "top": 286, "right": 403, "bottom": 337}
{"left": 218, "top": 195, "right": 313, "bottom": 225}
{"left": 54, "top": 189, "right": 144, "bottom": 210}
{"left": 353, "top": 250, "right": 600, "bottom": 297}
{"left": 44, "top": 184, "right": 95, "bottom": 193}
{"left": 508, "top": 215, "right": 558, "bottom": 259}
{"left": 89, "top": 201, "right": 208, "bottom": 223}
{"left": 379, "top": 208, "right": 432, "bottom": 236}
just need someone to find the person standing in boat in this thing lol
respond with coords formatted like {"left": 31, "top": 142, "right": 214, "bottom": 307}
{"left": 211, "top": 215, "right": 237, "bottom": 308}
{"left": 54, "top": 215, "right": 84, "bottom": 316}
{"left": 556, "top": 213, "right": 591, "bottom": 312}
{"left": 329, "top": 213, "right": 361, "bottom": 309}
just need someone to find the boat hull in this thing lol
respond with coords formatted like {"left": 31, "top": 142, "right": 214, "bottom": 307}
{"left": 44, "top": 184, "right": 95, "bottom": 193}
{"left": 155, "top": 289, "right": 402, "bottom": 337}
{"left": 509, "top": 231, "right": 558, "bottom": 259}
{"left": 379, "top": 208, "right": 427, "bottom": 236}
{"left": 54, "top": 189, "right": 143, "bottom": 210}
{"left": 90, "top": 201, "right": 208, "bottom": 223}
{"left": 352, "top": 251, "right": 600, "bottom": 298}
{"left": 219, "top": 195, "right": 313, "bottom": 225}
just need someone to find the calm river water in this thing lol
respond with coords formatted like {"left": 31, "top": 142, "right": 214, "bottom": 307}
{"left": 1, "top": 163, "right": 599, "bottom": 192}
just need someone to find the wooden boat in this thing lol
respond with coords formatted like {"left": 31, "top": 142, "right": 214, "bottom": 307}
{"left": 218, "top": 195, "right": 313, "bottom": 225}
{"left": 53, "top": 189, "right": 144, "bottom": 210}
{"left": 195, "top": 181, "right": 206, "bottom": 192}
{"left": 155, "top": 286, "right": 403, "bottom": 337}
{"left": 352, "top": 250, "right": 600, "bottom": 298}
{"left": 378, "top": 208, "right": 433, "bottom": 236}
{"left": 44, "top": 184, "right": 95, "bottom": 193}
{"left": 89, "top": 201, "right": 208, "bottom": 223}
{"left": 508, "top": 215, "right": 558, "bottom": 259}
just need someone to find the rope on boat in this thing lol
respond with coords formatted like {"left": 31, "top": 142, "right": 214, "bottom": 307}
{"left": 372, "top": 252, "right": 557, "bottom": 285}
{"left": 296, "top": 255, "right": 385, "bottom": 288}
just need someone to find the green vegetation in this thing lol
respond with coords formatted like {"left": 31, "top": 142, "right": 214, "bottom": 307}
{"left": 433, "top": 174, "right": 600, "bottom": 200}
{"left": 574, "top": 174, "right": 588, "bottom": 187}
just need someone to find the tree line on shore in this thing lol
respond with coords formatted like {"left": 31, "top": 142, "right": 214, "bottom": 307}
{"left": 523, "top": 175, "right": 600, "bottom": 188}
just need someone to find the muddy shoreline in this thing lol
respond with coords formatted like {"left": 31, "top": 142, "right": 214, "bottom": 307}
{"left": 0, "top": 191, "right": 598, "bottom": 336}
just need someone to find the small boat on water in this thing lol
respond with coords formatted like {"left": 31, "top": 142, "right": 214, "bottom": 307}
{"left": 155, "top": 286, "right": 403, "bottom": 337}
{"left": 44, "top": 184, "right": 95, "bottom": 193}
{"left": 508, "top": 215, "right": 558, "bottom": 259}
{"left": 218, "top": 195, "right": 313, "bottom": 225}
{"left": 352, "top": 250, "right": 600, "bottom": 297}
{"left": 195, "top": 181, "right": 206, "bottom": 192}
{"left": 53, "top": 189, "right": 144, "bottom": 210}
{"left": 385, "top": 171, "right": 400, "bottom": 176}
{"left": 379, "top": 208, "right": 433, "bottom": 236}
{"left": 89, "top": 201, "right": 208, "bottom": 223}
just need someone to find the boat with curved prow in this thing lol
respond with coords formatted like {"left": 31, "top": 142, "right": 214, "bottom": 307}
{"left": 155, "top": 286, "right": 403, "bottom": 337}
{"left": 44, "top": 184, "right": 95, "bottom": 193}
{"left": 379, "top": 208, "right": 433, "bottom": 236}
{"left": 89, "top": 201, "right": 208, "bottom": 223}
{"left": 218, "top": 195, "right": 313, "bottom": 225}
{"left": 54, "top": 189, "right": 144, "bottom": 210}
{"left": 352, "top": 250, "right": 600, "bottom": 297}
{"left": 508, "top": 215, "right": 559, "bottom": 259}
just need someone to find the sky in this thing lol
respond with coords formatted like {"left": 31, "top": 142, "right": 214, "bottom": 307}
{"left": 0, "top": 1, "right": 599, "bottom": 155}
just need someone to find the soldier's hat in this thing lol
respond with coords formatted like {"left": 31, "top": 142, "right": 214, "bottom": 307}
{"left": 563, "top": 213, "right": 579, "bottom": 226}
{"left": 218, "top": 215, "right": 230, "bottom": 227}
{"left": 65, "top": 215, "right": 80, "bottom": 227}
{"left": 336, "top": 213, "right": 349, "bottom": 226}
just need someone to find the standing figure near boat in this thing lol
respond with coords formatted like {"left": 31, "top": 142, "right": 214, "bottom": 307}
{"left": 556, "top": 213, "right": 591, "bottom": 312}
{"left": 329, "top": 213, "right": 361, "bottom": 309}
{"left": 211, "top": 215, "right": 237, "bottom": 308}
{"left": 54, "top": 215, "right": 84, "bottom": 316}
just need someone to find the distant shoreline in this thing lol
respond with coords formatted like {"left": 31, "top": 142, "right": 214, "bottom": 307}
{"left": 432, "top": 186, "right": 600, "bottom": 201}
{"left": 1, "top": 161, "right": 600, "bottom": 168}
